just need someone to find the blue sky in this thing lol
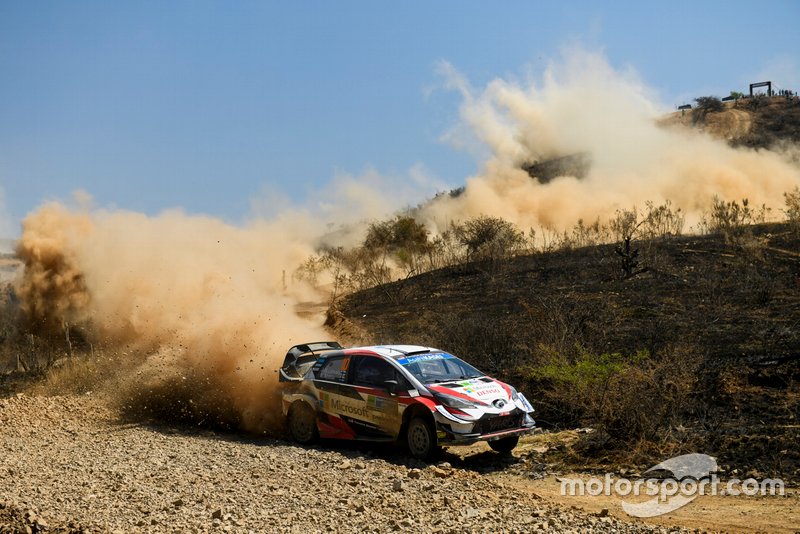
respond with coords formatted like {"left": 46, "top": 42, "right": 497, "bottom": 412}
{"left": 1, "top": 0, "right": 798, "bottom": 236}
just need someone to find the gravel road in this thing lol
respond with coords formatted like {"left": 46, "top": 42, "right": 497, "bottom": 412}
{"left": 0, "top": 393, "right": 680, "bottom": 533}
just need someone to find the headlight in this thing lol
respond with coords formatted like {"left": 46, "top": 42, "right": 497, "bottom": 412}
{"left": 508, "top": 386, "right": 520, "bottom": 402}
{"left": 432, "top": 391, "right": 480, "bottom": 410}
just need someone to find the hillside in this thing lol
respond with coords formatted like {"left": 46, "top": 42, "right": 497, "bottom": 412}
{"left": 333, "top": 223, "right": 800, "bottom": 483}
{"left": 659, "top": 95, "right": 800, "bottom": 148}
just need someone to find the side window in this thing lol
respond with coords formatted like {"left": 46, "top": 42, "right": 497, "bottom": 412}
{"left": 351, "top": 357, "right": 397, "bottom": 388}
{"left": 316, "top": 356, "right": 350, "bottom": 383}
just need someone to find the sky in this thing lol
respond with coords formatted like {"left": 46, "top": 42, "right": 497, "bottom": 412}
{"left": 1, "top": 0, "right": 798, "bottom": 238}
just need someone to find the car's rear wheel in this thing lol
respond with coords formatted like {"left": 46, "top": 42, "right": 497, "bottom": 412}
{"left": 406, "top": 416, "right": 439, "bottom": 461}
{"left": 288, "top": 402, "right": 319, "bottom": 445}
{"left": 488, "top": 435, "right": 519, "bottom": 453}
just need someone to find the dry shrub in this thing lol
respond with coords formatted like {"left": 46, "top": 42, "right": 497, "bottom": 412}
{"left": 426, "top": 226, "right": 465, "bottom": 270}
{"left": 703, "top": 197, "right": 771, "bottom": 243}
{"left": 785, "top": 186, "right": 800, "bottom": 234}
{"left": 364, "top": 215, "right": 431, "bottom": 277}
{"left": 299, "top": 200, "right": 690, "bottom": 297}
{"left": 608, "top": 207, "right": 639, "bottom": 243}
{"left": 296, "top": 246, "right": 392, "bottom": 303}
{"left": 428, "top": 314, "right": 524, "bottom": 375}
{"left": 639, "top": 200, "right": 685, "bottom": 239}
{"left": 525, "top": 344, "right": 701, "bottom": 445}
{"left": 520, "top": 295, "right": 610, "bottom": 355}
{"left": 453, "top": 215, "right": 526, "bottom": 267}
{"left": 748, "top": 93, "right": 769, "bottom": 110}
{"left": 605, "top": 201, "right": 684, "bottom": 277}
{"left": 1, "top": 329, "right": 83, "bottom": 375}
{"left": 692, "top": 95, "right": 724, "bottom": 124}
{"left": 27, "top": 349, "right": 120, "bottom": 396}
{"left": 297, "top": 214, "right": 529, "bottom": 299}
{"left": 565, "top": 218, "right": 607, "bottom": 249}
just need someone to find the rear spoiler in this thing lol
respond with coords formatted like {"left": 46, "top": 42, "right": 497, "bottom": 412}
{"left": 279, "top": 341, "right": 343, "bottom": 382}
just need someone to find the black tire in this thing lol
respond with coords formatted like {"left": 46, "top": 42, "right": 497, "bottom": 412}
{"left": 406, "top": 416, "right": 439, "bottom": 461}
{"left": 288, "top": 402, "right": 319, "bottom": 445}
{"left": 488, "top": 435, "right": 519, "bottom": 453}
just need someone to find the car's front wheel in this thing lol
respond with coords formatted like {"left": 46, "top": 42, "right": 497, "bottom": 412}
{"left": 288, "top": 401, "right": 319, "bottom": 445}
{"left": 488, "top": 435, "right": 519, "bottom": 453}
{"left": 406, "top": 416, "right": 439, "bottom": 461}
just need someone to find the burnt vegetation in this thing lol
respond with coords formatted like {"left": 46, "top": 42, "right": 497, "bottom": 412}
{"left": 327, "top": 195, "right": 800, "bottom": 481}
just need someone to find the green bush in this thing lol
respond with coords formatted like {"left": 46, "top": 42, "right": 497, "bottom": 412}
{"left": 528, "top": 346, "right": 649, "bottom": 390}
{"left": 524, "top": 345, "right": 699, "bottom": 444}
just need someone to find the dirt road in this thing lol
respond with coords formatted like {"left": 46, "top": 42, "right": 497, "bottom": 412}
{"left": 501, "top": 474, "right": 798, "bottom": 534}
{"left": 0, "top": 393, "right": 675, "bottom": 533}
{"left": 1, "top": 393, "right": 795, "bottom": 532}
{"left": 446, "top": 441, "right": 799, "bottom": 534}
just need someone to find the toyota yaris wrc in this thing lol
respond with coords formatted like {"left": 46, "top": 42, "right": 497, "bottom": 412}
{"left": 279, "top": 341, "right": 535, "bottom": 460}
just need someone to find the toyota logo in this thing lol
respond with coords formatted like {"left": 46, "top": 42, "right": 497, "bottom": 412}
{"left": 493, "top": 399, "right": 506, "bottom": 409}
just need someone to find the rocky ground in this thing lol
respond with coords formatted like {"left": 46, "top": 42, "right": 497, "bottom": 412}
{"left": 0, "top": 393, "right": 687, "bottom": 533}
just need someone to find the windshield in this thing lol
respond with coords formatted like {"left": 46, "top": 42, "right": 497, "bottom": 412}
{"left": 396, "top": 352, "right": 484, "bottom": 384}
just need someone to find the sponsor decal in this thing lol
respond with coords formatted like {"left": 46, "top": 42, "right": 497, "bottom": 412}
{"left": 444, "top": 382, "right": 503, "bottom": 399}
{"left": 321, "top": 391, "right": 399, "bottom": 426}
{"left": 397, "top": 353, "right": 455, "bottom": 365}
{"left": 457, "top": 381, "right": 477, "bottom": 394}
{"left": 366, "top": 395, "right": 397, "bottom": 414}
{"left": 329, "top": 396, "right": 369, "bottom": 418}
{"left": 474, "top": 388, "right": 503, "bottom": 397}
{"left": 456, "top": 380, "right": 503, "bottom": 397}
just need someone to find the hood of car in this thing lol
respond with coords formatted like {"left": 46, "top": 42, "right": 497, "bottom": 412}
{"left": 428, "top": 377, "right": 511, "bottom": 407}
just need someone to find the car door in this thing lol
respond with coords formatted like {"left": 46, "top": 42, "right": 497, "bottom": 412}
{"left": 347, "top": 355, "right": 406, "bottom": 439}
{"left": 312, "top": 354, "right": 366, "bottom": 439}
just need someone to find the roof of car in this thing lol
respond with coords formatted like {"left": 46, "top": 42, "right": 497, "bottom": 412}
{"left": 345, "top": 345, "right": 442, "bottom": 359}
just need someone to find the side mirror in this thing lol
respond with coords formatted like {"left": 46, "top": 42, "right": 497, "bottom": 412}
{"left": 383, "top": 379, "right": 399, "bottom": 395}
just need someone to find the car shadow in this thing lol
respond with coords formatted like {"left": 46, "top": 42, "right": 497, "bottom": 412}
{"left": 294, "top": 437, "right": 526, "bottom": 474}
{"left": 111, "top": 416, "right": 526, "bottom": 474}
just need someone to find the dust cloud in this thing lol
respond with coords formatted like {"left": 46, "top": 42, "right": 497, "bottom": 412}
{"left": 15, "top": 201, "right": 329, "bottom": 431}
{"left": 420, "top": 50, "right": 800, "bottom": 231}
{"left": 13, "top": 165, "right": 440, "bottom": 431}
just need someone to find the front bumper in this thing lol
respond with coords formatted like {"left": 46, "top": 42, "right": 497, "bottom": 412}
{"left": 432, "top": 407, "right": 536, "bottom": 446}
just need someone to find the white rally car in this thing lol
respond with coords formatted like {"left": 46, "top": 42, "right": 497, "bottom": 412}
{"left": 279, "top": 342, "right": 536, "bottom": 460}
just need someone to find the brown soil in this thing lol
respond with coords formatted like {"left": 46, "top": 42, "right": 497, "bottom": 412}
{"left": 502, "top": 473, "right": 799, "bottom": 533}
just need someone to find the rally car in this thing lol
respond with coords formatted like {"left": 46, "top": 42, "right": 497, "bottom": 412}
{"left": 279, "top": 342, "right": 535, "bottom": 460}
